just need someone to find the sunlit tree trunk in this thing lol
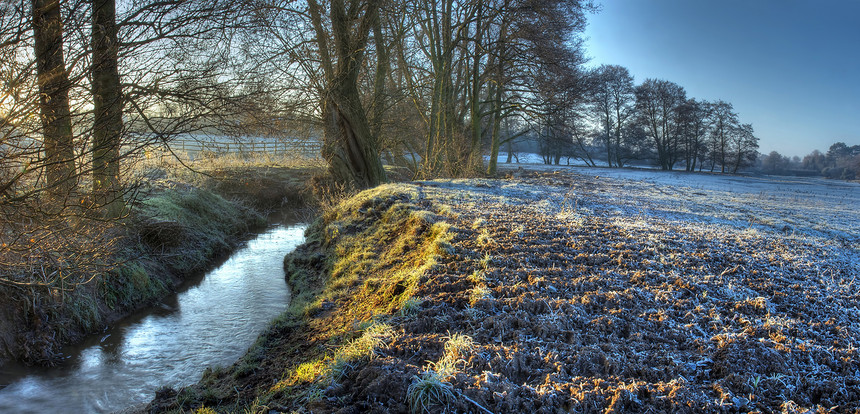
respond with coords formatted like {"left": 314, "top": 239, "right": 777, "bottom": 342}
{"left": 92, "top": 0, "right": 123, "bottom": 217}
{"left": 32, "top": 0, "right": 76, "bottom": 199}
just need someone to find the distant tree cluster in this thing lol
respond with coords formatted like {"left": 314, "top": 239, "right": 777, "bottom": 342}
{"left": 535, "top": 63, "right": 760, "bottom": 172}
{"left": 758, "top": 142, "right": 860, "bottom": 180}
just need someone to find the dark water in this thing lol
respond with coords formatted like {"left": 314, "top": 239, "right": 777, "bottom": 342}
{"left": 0, "top": 223, "right": 306, "bottom": 413}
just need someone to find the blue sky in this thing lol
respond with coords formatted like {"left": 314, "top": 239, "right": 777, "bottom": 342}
{"left": 583, "top": 0, "right": 860, "bottom": 157}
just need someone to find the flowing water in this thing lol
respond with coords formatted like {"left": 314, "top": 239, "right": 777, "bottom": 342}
{"left": 0, "top": 222, "right": 306, "bottom": 413}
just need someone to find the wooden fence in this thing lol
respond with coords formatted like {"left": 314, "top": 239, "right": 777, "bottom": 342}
{"left": 165, "top": 138, "right": 322, "bottom": 159}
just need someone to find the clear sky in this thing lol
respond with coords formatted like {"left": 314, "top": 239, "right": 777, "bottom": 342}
{"left": 583, "top": 0, "right": 860, "bottom": 158}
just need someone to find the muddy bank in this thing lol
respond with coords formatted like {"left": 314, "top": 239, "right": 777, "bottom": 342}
{"left": 0, "top": 166, "right": 318, "bottom": 367}
{"left": 148, "top": 168, "right": 860, "bottom": 413}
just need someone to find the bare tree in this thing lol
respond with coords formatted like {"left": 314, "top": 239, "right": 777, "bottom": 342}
{"left": 729, "top": 123, "right": 758, "bottom": 173}
{"left": 635, "top": 78, "right": 686, "bottom": 170}
{"left": 91, "top": 0, "right": 123, "bottom": 217}
{"left": 590, "top": 64, "right": 634, "bottom": 167}
{"left": 706, "top": 100, "right": 738, "bottom": 173}
{"left": 677, "top": 98, "right": 710, "bottom": 172}
{"left": 486, "top": 0, "right": 591, "bottom": 175}
{"left": 307, "top": 0, "right": 386, "bottom": 187}
{"left": 31, "top": 0, "right": 76, "bottom": 198}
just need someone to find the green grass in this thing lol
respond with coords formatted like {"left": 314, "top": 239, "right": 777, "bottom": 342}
{"left": 400, "top": 297, "right": 423, "bottom": 317}
{"left": 99, "top": 261, "right": 167, "bottom": 311}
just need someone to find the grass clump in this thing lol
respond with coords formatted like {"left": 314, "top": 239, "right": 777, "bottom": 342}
{"left": 407, "top": 370, "right": 455, "bottom": 414}
{"left": 406, "top": 333, "right": 475, "bottom": 413}
{"left": 469, "top": 285, "right": 492, "bottom": 306}
{"left": 99, "top": 261, "right": 167, "bottom": 311}
{"left": 400, "top": 297, "right": 423, "bottom": 317}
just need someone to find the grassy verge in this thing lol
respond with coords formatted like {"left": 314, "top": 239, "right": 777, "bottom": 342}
{"left": 147, "top": 183, "right": 454, "bottom": 413}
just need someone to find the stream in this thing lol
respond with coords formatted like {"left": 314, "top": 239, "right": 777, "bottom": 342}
{"left": 0, "top": 222, "right": 307, "bottom": 413}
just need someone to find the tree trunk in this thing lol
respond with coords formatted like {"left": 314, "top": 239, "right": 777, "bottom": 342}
{"left": 306, "top": 0, "right": 386, "bottom": 187}
{"left": 368, "top": 12, "right": 388, "bottom": 141}
{"left": 92, "top": 0, "right": 124, "bottom": 217}
{"left": 32, "top": 0, "right": 76, "bottom": 199}
{"left": 317, "top": 0, "right": 386, "bottom": 188}
{"left": 486, "top": 80, "right": 503, "bottom": 176}
{"left": 322, "top": 75, "right": 387, "bottom": 188}
{"left": 467, "top": 0, "right": 484, "bottom": 172}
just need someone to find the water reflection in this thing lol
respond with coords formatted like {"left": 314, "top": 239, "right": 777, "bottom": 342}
{"left": 0, "top": 223, "right": 306, "bottom": 414}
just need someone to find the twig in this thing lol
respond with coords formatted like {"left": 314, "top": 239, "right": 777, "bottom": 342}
{"left": 458, "top": 391, "right": 495, "bottom": 414}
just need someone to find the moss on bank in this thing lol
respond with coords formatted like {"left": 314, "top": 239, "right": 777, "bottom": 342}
{"left": 148, "top": 183, "right": 454, "bottom": 413}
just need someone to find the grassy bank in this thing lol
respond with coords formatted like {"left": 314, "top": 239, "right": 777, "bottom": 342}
{"left": 0, "top": 164, "right": 320, "bottom": 366}
{"left": 147, "top": 166, "right": 859, "bottom": 413}
{"left": 146, "top": 183, "right": 454, "bottom": 413}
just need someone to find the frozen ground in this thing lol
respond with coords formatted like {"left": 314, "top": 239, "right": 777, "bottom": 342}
{"left": 396, "top": 167, "right": 860, "bottom": 412}
{"left": 159, "top": 165, "right": 860, "bottom": 413}
{"left": 497, "top": 161, "right": 860, "bottom": 245}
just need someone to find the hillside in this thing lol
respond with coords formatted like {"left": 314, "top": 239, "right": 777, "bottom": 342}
{"left": 150, "top": 167, "right": 860, "bottom": 413}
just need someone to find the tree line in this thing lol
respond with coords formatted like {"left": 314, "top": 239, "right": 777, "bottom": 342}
{"left": 759, "top": 142, "right": 860, "bottom": 180}
{"left": 2, "top": 0, "right": 600, "bottom": 208}
{"left": 535, "top": 64, "right": 760, "bottom": 173}
{"left": 1, "top": 0, "right": 600, "bottom": 287}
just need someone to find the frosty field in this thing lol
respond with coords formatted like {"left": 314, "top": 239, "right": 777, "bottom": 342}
{"left": 151, "top": 166, "right": 860, "bottom": 413}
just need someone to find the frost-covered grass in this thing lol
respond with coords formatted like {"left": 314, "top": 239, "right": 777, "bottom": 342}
{"left": 499, "top": 162, "right": 860, "bottom": 244}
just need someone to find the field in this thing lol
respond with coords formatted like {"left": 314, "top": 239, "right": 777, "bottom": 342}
{"left": 152, "top": 166, "right": 860, "bottom": 413}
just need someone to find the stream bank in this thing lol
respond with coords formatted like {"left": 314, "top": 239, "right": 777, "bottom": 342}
{"left": 0, "top": 221, "right": 307, "bottom": 413}
{"left": 0, "top": 165, "right": 319, "bottom": 367}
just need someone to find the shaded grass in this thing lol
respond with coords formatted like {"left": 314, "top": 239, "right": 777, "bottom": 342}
{"left": 136, "top": 188, "right": 264, "bottom": 273}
